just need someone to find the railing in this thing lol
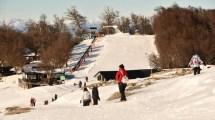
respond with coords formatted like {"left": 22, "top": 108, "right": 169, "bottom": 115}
{"left": 69, "top": 36, "right": 97, "bottom": 74}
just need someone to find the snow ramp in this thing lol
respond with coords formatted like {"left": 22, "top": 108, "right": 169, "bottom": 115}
{"left": 71, "top": 33, "right": 158, "bottom": 80}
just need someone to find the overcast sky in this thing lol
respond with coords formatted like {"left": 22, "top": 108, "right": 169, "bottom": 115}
{"left": 0, "top": 0, "right": 214, "bottom": 21}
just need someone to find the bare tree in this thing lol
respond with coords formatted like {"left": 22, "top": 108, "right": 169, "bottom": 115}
{"left": 139, "top": 16, "right": 153, "bottom": 35}
{"left": 131, "top": 13, "right": 139, "bottom": 32}
{"left": 100, "top": 6, "right": 119, "bottom": 34}
{"left": 26, "top": 14, "right": 54, "bottom": 54}
{"left": 53, "top": 15, "right": 68, "bottom": 33}
{"left": 40, "top": 15, "right": 75, "bottom": 71}
{"left": 0, "top": 23, "right": 25, "bottom": 67}
{"left": 100, "top": 6, "right": 119, "bottom": 26}
{"left": 41, "top": 37, "right": 72, "bottom": 70}
{"left": 117, "top": 16, "right": 130, "bottom": 33}
{"left": 66, "top": 6, "right": 87, "bottom": 36}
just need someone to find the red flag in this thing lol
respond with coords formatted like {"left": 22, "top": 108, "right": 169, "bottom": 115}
{"left": 87, "top": 51, "right": 89, "bottom": 56}
{"left": 76, "top": 66, "right": 79, "bottom": 70}
{"left": 80, "top": 60, "right": 83, "bottom": 66}
{"left": 84, "top": 56, "right": 86, "bottom": 62}
{"left": 70, "top": 69, "right": 73, "bottom": 74}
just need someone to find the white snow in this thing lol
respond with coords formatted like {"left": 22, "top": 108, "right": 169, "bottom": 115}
{"left": 0, "top": 33, "right": 215, "bottom": 120}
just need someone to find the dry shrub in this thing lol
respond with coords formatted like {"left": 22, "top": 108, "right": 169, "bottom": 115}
{"left": 126, "top": 83, "right": 143, "bottom": 91}
{"left": 175, "top": 69, "right": 192, "bottom": 76}
{"left": 87, "top": 81, "right": 116, "bottom": 89}
{"left": 143, "top": 80, "right": 153, "bottom": 86}
{"left": 153, "top": 5, "right": 215, "bottom": 68}
{"left": 4, "top": 106, "right": 33, "bottom": 115}
{"left": 107, "top": 92, "right": 134, "bottom": 101}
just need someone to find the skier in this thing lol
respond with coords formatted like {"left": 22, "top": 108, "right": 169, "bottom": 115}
{"left": 30, "top": 97, "right": 36, "bottom": 107}
{"left": 115, "top": 64, "right": 128, "bottom": 101}
{"left": 92, "top": 85, "right": 100, "bottom": 105}
{"left": 80, "top": 87, "right": 91, "bottom": 106}
{"left": 188, "top": 53, "right": 204, "bottom": 75}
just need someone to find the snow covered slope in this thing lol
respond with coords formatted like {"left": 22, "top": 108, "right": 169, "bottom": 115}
{"left": 68, "top": 33, "right": 157, "bottom": 80}
{"left": 1, "top": 66, "right": 215, "bottom": 120}
{"left": 1, "top": 34, "right": 215, "bottom": 120}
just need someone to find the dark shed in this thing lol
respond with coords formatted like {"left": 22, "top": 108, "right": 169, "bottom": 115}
{"left": 0, "top": 66, "right": 16, "bottom": 76}
{"left": 94, "top": 69, "right": 159, "bottom": 81}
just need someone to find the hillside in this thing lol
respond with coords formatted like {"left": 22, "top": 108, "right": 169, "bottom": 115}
{"left": 0, "top": 34, "right": 215, "bottom": 120}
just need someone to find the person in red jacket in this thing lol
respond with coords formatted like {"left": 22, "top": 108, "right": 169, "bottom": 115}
{"left": 115, "top": 64, "right": 128, "bottom": 101}
{"left": 30, "top": 97, "right": 36, "bottom": 107}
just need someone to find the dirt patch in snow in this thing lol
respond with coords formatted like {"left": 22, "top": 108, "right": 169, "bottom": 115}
{"left": 4, "top": 106, "right": 33, "bottom": 115}
{"left": 107, "top": 92, "right": 134, "bottom": 101}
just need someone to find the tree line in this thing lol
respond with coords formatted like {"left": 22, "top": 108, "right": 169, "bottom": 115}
{"left": 5, "top": 4, "right": 213, "bottom": 71}
{"left": 0, "top": 15, "right": 80, "bottom": 71}
{"left": 99, "top": 7, "right": 154, "bottom": 35}
{"left": 0, "top": 6, "right": 153, "bottom": 71}
{"left": 151, "top": 4, "right": 215, "bottom": 68}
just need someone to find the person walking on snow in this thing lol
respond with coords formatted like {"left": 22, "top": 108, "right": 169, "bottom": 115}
{"left": 85, "top": 76, "right": 88, "bottom": 82}
{"left": 80, "top": 87, "right": 91, "bottom": 106}
{"left": 115, "top": 64, "right": 128, "bottom": 101}
{"left": 92, "top": 85, "right": 100, "bottom": 105}
{"left": 30, "top": 97, "right": 36, "bottom": 107}
{"left": 79, "top": 81, "right": 82, "bottom": 88}
{"left": 188, "top": 53, "right": 204, "bottom": 75}
{"left": 54, "top": 94, "right": 58, "bottom": 100}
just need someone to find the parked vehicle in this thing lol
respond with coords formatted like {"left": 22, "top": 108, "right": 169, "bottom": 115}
{"left": 49, "top": 72, "right": 65, "bottom": 85}
{"left": 0, "top": 66, "right": 16, "bottom": 76}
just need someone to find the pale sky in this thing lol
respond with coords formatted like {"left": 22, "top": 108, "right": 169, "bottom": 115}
{"left": 0, "top": 0, "right": 214, "bottom": 21}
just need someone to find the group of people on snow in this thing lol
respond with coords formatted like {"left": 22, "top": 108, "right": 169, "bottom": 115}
{"left": 81, "top": 85, "right": 100, "bottom": 106}
{"left": 29, "top": 53, "right": 205, "bottom": 108}
{"left": 80, "top": 63, "right": 128, "bottom": 106}
{"left": 74, "top": 76, "right": 88, "bottom": 88}
{"left": 80, "top": 53, "right": 205, "bottom": 106}
{"left": 30, "top": 94, "right": 58, "bottom": 107}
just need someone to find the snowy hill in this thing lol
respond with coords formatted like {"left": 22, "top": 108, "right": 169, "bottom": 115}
{"left": 67, "top": 33, "right": 158, "bottom": 80}
{"left": 0, "top": 34, "right": 215, "bottom": 120}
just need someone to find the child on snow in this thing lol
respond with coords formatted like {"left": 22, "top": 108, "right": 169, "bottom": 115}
{"left": 188, "top": 53, "right": 205, "bottom": 75}
{"left": 80, "top": 87, "right": 91, "bottom": 106}
{"left": 30, "top": 97, "right": 36, "bottom": 107}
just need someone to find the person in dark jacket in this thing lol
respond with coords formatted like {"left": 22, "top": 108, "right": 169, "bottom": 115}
{"left": 92, "top": 85, "right": 100, "bottom": 105}
{"left": 54, "top": 94, "right": 58, "bottom": 100}
{"left": 44, "top": 100, "right": 48, "bottom": 105}
{"left": 115, "top": 64, "right": 128, "bottom": 101}
{"left": 79, "top": 81, "right": 82, "bottom": 88}
{"left": 85, "top": 76, "right": 88, "bottom": 82}
{"left": 84, "top": 82, "right": 86, "bottom": 87}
